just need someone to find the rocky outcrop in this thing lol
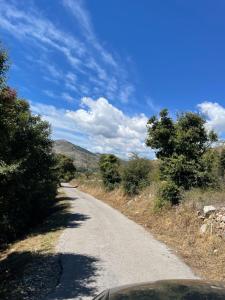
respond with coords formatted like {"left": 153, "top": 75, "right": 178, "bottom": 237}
{"left": 199, "top": 206, "right": 225, "bottom": 239}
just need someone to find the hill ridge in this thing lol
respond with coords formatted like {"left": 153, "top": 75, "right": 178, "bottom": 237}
{"left": 53, "top": 140, "right": 99, "bottom": 171}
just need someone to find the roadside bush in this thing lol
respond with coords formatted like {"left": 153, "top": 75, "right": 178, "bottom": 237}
{"left": 122, "top": 155, "right": 150, "bottom": 195}
{"left": 155, "top": 181, "right": 181, "bottom": 209}
{"left": 99, "top": 154, "right": 121, "bottom": 190}
{"left": 56, "top": 153, "right": 76, "bottom": 182}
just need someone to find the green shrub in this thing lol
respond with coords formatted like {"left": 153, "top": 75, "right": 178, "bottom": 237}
{"left": 99, "top": 154, "right": 121, "bottom": 190}
{"left": 156, "top": 181, "right": 181, "bottom": 208}
{"left": 122, "top": 155, "right": 150, "bottom": 195}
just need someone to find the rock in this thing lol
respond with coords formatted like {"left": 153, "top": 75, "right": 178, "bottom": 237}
{"left": 222, "top": 216, "right": 225, "bottom": 222}
{"left": 203, "top": 205, "right": 216, "bottom": 216}
{"left": 200, "top": 223, "right": 208, "bottom": 234}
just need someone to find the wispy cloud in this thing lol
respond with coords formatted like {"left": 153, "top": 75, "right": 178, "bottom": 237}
{"left": 61, "top": 92, "right": 74, "bottom": 103}
{"left": 43, "top": 90, "right": 56, "bottom": 98}
{"left": 146, "top": 97, "right": 161, "bottom": 113}
{"left": 0, "top": 0, "right": 135, "bottom": 103}
{"left": 62, "top": 0, "right": 118, "bottom": 68}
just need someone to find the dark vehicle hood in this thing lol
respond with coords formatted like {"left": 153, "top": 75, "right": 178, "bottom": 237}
{"left": 94, "top": 280, "right": 225, "bottom": 300}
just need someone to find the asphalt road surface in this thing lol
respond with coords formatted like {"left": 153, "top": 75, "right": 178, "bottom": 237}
{"left": 47, "top": 183, "right": 197, "bottom": 300}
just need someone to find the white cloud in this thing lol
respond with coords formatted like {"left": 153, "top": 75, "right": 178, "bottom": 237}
{"left": 198, "top": 102, "right": 225, "bottom": 135}
{"left": 30, "top": 97, "right": 152, "bottom": 158}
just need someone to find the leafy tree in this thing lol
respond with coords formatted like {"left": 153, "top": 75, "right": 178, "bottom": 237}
{"left": 56, "top": 153, "right": 76, "bottom": 181}
{"left": 146, "top": 109, "right": 175, "bottom": 159}
{"left": 0, "top": 44, "right": 8, "bottom": 88}
{"left": 99, "top": 154, "right": 121, "bottom": 190}
{"left": 122, "top": 154, "right": 150, "bottom": 195}
{"left": 0, "top": 46, "right": 58, "bottom": 244}
{"left": 146, "top": 109, "right": 218, "bottom": 190}
{"left": 175, "top": 112, "right": 217, "bottom": 159}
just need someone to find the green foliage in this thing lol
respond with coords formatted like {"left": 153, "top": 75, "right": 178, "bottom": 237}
{"left": 146, "top": 109, "right": 175, "bottom": 159}
{"left": 99, "top": 154, "right": 121, "bottom": 190}
{"left": 0, "top": 47, "right": 58, "bottom": 245}
{"left": 122, "top": 155, "right": 150, "bottom": 195}
{"left": 156, "top": 181, "right": 181, "bottom": 209}
{"left": 146, "top": 109, "right": 218, "bottom": 191}
{"left": 0, "top": 44, "right": 8, "bottom": 88}
{"left": 201, "top": 149, "right": 220, "bottom": 186}
{"left": 160, "top": 155, "right": 198, "bottom": 189}
{"left": 56, "top": 153, "right": 76, "bottom": 181}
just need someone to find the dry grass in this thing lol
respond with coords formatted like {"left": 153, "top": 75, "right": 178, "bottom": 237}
{"left": 73, "top": 178, "right": 225, "bottom": 282}
{"left": 183, "top": 187, "right": 225, "bottom": 209}
{"left": 0, "top": 189, "right": 71, "bottom": 300}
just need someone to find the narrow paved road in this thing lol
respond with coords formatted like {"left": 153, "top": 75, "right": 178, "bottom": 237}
{"left": 47, "top": 183, "right": 197, "bottom": 300}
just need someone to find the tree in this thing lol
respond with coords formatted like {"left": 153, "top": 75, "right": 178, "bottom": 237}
{"left": 122, "top": 154, "right": 150, "bottom": 195}
{"left": 0, "top": 46, "right": 58, "bottom": 244}
{"left": 56, "top": 153, "right": 76, "bottom": 182}
{"left": 146, "top": 109, "right": 218, "bottom": 190}
{"left": 0, "top": 44, "right": 8, "bottom": 88}
{"left": 99, "top": 154, "right": 121, "bottom": 190}
{"left": 146, "top": 109, "right": 175, "bottom": 159}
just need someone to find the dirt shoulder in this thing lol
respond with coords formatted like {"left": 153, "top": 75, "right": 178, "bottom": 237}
{"left": 0, "top": 189, "right": 71, "bottom": 300}
{"left": 74, "top": 180, "right": 225, "bottom": 282}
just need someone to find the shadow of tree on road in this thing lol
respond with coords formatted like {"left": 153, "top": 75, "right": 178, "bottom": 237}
{"left": 33, "top": 194, "right": 90, "bottom": 235}
{"left": 0, "top": 251, "right": 100, "bottom": 300}
{"left": 48, "top": 253, "right": 100, "bottom": 299}
{"left": 0, "top": 192, "right": 97, "bottom": 300}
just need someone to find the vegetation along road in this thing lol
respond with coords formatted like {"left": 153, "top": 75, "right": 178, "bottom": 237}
{"left": 47, "top": 183, "right": 198, "bottom": 300}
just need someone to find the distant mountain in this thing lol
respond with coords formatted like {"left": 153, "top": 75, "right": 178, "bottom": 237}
{"left": 53, "top": 140, "right": 99, "bottom": 171}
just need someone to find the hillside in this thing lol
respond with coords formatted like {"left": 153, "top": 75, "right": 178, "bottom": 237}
{"left": 53, "top": 140, "right": 99, "bottom": 171}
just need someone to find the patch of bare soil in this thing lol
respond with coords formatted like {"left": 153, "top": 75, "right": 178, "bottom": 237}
{"left": 0, "top": 189, "right": 71, "bottom": 300}
{"left": 74, "top": 180, "right": 225, "bottom": 282}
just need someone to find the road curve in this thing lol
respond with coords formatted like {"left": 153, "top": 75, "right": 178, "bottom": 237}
{"left": 47, "top": 183, "right": 198, "bottom": 300}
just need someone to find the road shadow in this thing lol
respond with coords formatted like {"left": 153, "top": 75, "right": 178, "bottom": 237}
{"left": 0, "top": 251, "right": 100, "bottom": 300}
{"left": 48, "top": 253, "right": 100, "bottom": 300}
{"left": 56, "top": 196, "right": 78, "bottom": 202}
{"left": 32, "top": 194, "right": 91, "bottom": 235}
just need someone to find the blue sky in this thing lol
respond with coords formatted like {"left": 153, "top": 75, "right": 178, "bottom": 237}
{"left": 0, "top": 0, "right": 225, "bottom": 157}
